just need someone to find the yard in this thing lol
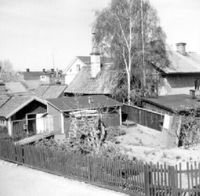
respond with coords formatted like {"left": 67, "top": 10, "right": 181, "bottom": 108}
{"left": 116, "top": 124, "right": 200, "bottom": 168}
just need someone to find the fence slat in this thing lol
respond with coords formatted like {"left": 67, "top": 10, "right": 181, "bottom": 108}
{"left": 3, "top": 140, "right": 200, "bottom": 195}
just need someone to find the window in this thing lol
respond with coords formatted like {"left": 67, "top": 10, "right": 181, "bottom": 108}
{"left": 0, "top": 119, "right": 6, "bottom": 126}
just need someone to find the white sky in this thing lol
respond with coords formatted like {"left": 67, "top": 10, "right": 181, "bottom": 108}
{"left": 0, "top": 0, "right": 199, "bottom": 71}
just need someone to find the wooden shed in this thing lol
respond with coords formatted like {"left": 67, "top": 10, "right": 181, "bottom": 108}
{"left": 47, "top": 95, "right": 122, "bottom": 137}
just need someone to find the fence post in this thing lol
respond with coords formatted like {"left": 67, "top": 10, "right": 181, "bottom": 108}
{"left": 139, "top": 109, "right": 142, "bottom": 124}
{"left": 14, "top": 146, "right": 17, "bottom": 162}
{"left": 169, "top": 166, "right": 178, "bottom": 196}
{"left": 88, "top": 156, "right": 92, "bottom": 182}
{"left": 144, "top": 164, "right": 151, "bottom": 196}
{"left": 22, "top": 147, "right": 25, "bottom": 163}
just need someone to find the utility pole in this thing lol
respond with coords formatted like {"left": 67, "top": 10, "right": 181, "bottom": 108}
{"left": 141, "top": 0, "right": 146, "bottom": 91}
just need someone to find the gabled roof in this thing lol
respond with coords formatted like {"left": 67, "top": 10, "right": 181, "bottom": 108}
{"left": 47, "top": 95, "right": 122, "bottom": 112}
{"left": 65, "top": 65, "right": 119, "bottom": 95}
{"left": 0, "top": 95, "right": 47, "bottom": 119}
{"left": 158, "top": 50, "right": 200, "bottom": 74}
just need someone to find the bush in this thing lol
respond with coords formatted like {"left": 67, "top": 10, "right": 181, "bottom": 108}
{"left": 179, "top": 110, "right": 200, "bottom": 148}
{"left": 106, "top": 127, "right": 126, "bottom": 142}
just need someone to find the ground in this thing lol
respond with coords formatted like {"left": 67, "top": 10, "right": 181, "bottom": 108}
{"left": 0, "top": 160, "right": 127, "bottom": 196}
{"left": 116, "top": 124, "right": 200, "bottom": 169}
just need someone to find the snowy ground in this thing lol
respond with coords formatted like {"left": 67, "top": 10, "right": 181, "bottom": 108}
{"left": 0, "top": 160, "right": 127, "bottom": 196}
{"left": 116, "top": 124, "right": 200, "bottom": 168}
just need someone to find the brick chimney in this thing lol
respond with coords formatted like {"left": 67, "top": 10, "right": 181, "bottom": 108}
{"left": 176, "top": 42, "right": 187, "bottom": 55}
{"left": 90, "top": 32, "right": 101, "bottom": 78}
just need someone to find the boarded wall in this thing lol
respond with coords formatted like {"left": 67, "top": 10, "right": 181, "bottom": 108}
{"left": 122, "top": 104, "right": 164, "bottom": 131}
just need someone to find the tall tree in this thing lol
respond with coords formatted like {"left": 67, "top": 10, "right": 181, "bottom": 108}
{"left": 93, "top": 0, "right": 168, "bottom": 103}
{"left": 0, "top": 60, "right": 19, "bottom": 82}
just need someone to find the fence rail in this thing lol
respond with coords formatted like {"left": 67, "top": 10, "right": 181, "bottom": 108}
{"left": 122, "top": 104, "right": 164, "bottom": 131}
{"left": 0, "top": 140, "right": 200, "bottom": 196}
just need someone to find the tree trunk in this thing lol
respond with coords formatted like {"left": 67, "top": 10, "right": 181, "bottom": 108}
{"left": 127, "top": 71, "right": 131, "bottom": 104}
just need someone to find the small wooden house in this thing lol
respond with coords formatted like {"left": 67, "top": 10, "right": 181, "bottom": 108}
{"left": 0, "top": 95, "right": 47, "bottom": 137}
{"left": 47, "top": 95, "right": 122, "bottom": 137}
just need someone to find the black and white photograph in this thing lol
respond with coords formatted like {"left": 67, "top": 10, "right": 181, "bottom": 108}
{"left": 0, "top": 0, "right": 200, "bottom": 195}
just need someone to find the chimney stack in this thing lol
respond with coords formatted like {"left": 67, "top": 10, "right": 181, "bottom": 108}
{"left": 90, "top": 32, "right": 101, "bottom": 78}
{"left": 176, "top": 42, "right": 187, "bottom": 55}
{"left": 26, "top": 68, "right": 30, "bottom": 72}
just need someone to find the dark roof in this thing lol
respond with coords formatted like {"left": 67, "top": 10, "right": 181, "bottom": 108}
{"left": 47, "top": 95, "right": 122, "bottom": 112}
{"left": 20, "top": 71, "right": 49, "bottom": 80}
{"left": 65, "top": 65, "right": 119, "bottom": 95}
{"left": 158, "top": 50, "right": 200, "bottom": 74}
{"left": 0, "top": 95, "right": 46, "bottom": 119}
{"left": 35, "top": 85, "right": 67, "bottom": 99}
{"left": 142, "top": 94, "right": 200, "bottom": 113}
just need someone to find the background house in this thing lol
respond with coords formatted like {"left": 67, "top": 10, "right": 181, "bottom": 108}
{"left": 0, "top": 95, "right": 47, "bottom": 138}
{"left": 18, "top": 68, "right": 66, "bottom": 91}
{"left": 150, "top": 43, "right": 200, "bottom": 96}
{"left": 64, "top": 63, "right": 118, "bottom": 96}
{"left": 64, "top": 56, "right": 113, "bottom": 86}
{"left": 47, "top": 95, "right": 122, "bottom": 137}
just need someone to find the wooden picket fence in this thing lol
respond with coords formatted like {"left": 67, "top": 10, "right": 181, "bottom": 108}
{"left": 0, "top": 140, "right": 200, "bottom": 196}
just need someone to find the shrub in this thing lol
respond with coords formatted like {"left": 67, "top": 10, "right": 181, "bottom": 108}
{"left": 106, "top": 127, "right": 126, "bottom": 142}
{"left": 179, "top": 109, "right": 200, "bottom": 148}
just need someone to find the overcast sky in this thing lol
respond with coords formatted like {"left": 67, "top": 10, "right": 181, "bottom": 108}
{"left": 0, "top": 0, "right": 200, "bottom": 71}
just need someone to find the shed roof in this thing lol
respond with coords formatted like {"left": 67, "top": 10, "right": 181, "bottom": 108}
{"left": 0, "top": 95, "right": 46, "bottom": 119}
{"left": 47, "top": 95, "right": 122, "bottom": 112}
{"left": 142, "top": 94, "right": 200, "bottom": 113}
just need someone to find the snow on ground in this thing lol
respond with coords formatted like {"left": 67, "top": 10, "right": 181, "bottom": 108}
{"left": 116, "top": 124, "right": 200, "bottom": 169}
{"left": 0, "top": 160, "right": 127, "bottom": 196}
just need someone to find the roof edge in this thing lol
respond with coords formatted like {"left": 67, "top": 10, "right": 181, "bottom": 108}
{"left": 6, "top": 96, "right": 47, "bottom": 119}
